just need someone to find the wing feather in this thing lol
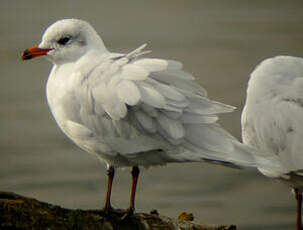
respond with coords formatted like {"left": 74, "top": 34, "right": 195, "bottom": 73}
{"left": 117, "top": 80, "right": 141, "bottom": 106}
{"left": 133, "top": 58, "right": 168, "bottom": 72}
{"left": 138, "top": 84, "right": 166, "bottom": 108}
{"left": 134, "top": 110, "right": 157, "bottom": 133}
{"left": 157, "top": 113, "right": 185, "bottom": 139}
{"left": 76, "top": 45, "right": 247, "bottom": 166}
{"left": 121, "top": 64, "right": 149, "bottom": 80}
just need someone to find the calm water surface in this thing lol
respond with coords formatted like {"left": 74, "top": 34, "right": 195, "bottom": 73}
{"left": 1, "top": 1, "right": 303, "bottom": 229}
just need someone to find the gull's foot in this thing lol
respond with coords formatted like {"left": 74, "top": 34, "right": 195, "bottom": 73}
{"left": 120, "top": 207, "right": 135, "bottom": 220}
{"left": 102, "top": 205, "right": 117, "bottom": 217}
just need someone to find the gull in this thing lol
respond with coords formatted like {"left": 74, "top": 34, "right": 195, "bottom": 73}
{"left": 21, "top": 19, "right": 279, "bottom": 213}
{"left": 242, "top": 56, "right": 303, "bottom": 230}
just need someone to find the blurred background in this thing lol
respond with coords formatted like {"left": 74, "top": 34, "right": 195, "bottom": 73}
{"left": 1, "top": 0, "right": 303, "bottom": 229}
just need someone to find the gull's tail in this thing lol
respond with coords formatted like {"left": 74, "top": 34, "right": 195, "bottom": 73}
{"left": 230, "top": 141, "right": 284, "bottom": 177}
{"left": 177, "top": 122, "right": 284, "bottom": 177}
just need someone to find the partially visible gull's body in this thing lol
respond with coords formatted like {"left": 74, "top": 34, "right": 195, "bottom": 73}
{"left": 21, "top": 18, "right": 279, "bottom": 212}
{"left": 241, "top": 56, "right": 303, "bottom": 229}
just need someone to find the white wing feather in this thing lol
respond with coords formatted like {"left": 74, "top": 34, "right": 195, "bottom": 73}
{"left": 117, "top": 81, "right": 141, "bottom": 106}
{"left": 70, "top": 45, "right": 272, "bottom": 168}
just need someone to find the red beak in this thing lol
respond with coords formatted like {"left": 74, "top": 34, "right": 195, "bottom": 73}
{"left": 21, "top": 45, "right": 53, "bottom": 60}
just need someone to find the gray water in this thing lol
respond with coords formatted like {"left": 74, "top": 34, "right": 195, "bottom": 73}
{"left": 1, "top": 1, "right": 303, "bottom": 229}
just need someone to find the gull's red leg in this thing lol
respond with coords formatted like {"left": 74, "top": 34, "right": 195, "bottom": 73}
{"left": 104, "top": 166, "right": 115, "bottom": 211}
{"left": 129, "top": 166, "right": 140, "bottom": 212}
{"left": 295, "top": 188, "right": 302, "bottom": 230}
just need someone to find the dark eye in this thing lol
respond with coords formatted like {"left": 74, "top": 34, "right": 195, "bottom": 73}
{"left": 57, "top": 36, "right": 71, "bottom": 45}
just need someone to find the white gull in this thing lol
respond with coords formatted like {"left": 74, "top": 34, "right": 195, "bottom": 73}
{"left": 242, "top": 56, "right": 303, "bottom": 230}
{"left": 21, "top": 18, "right": 280, "bottom": 213}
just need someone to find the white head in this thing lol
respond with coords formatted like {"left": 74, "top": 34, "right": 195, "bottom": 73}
{"left": 21, "top": 19, "right": 108, "bottom": 64}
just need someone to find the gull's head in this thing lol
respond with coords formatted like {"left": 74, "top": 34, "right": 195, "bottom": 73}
{"left": 21, "top": 19, "right": 107, "bottom": 64}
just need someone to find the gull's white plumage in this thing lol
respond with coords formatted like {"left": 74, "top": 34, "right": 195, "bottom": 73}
{"left": 29, "top": 18, "right": 280, "bottom": 170}
{"left": 242, "top": 56, "right": 303, "bottom": 182}
{"left": 241, "top": 56, "right": 303, "bottom": 229}
{"left": 22, "top": 18, "right": 285, "bottom": 212}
